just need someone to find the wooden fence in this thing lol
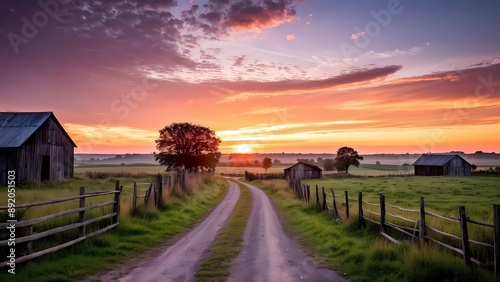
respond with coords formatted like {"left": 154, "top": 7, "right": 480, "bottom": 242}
{"left": 127, "top": 169, "right": 213, "bottom": 209}
{"left": 288, "top": 179, "right": 500, "bottom": 274}
{"left": 0, "top": 181, "right": 122, "bottom": 267}
{"left": 244, "top": 171, "right": 284, "bottom": 181}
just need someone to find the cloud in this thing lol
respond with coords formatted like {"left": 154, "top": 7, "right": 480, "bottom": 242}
{"left": 365, "top": 44, "right": 428, "bottom": 59}
{"left": 215, "top": 65, "right": 403, "bottom": 102}
{"left": 305, "top": 13, "right": 313, "bottom": 25}
{"left": 183, "top": 0, "right": 300, "bottom": 35}
{"left": 286, "top": 34, "right": 296, "bottom": 41}
{"left": 233, "top": 55, "right": 246, "bottom": 67}
{"left": 235, "top": 106, "right": 297, "bottom": 116}
{"left": 351, "top": 31, "right": 365, "bottom": 40}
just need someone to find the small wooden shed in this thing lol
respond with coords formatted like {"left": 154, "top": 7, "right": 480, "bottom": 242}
{"left": 284, "top": 161, "right": 323, "bottom": 180}
{"left": 0, "top": 112, "right": 77, "bottom": 185}
{"left": 413, "top": 154, "right": 472, "bottom": 176}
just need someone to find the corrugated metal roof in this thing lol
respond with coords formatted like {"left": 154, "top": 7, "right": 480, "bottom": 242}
{"left": 412, "top": 154, "right": 469, "bottom": 166}
{"left": 284, "top": 161, "right": 323, "bottom": 171}
{"left": 0, "top": 112, "right": 76, "bottom": 148}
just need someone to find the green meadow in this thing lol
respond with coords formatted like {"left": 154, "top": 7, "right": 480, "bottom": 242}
{"left": 253, "top": 178, "right": 496, "bottom": 282}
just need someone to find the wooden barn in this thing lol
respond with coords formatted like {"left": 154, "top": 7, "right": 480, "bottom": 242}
{"left": 0, "top": 112, "right": 76, "bottom": 186}
{"left": 413, "top": 154, "right": 472, "bottom": 176}
{"left": 284, "top": 161, "right": 323, "bottom": 180}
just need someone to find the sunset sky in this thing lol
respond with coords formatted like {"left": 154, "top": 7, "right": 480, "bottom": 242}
{"left": 1, "top": 0, "right": 499, "bottom": 154}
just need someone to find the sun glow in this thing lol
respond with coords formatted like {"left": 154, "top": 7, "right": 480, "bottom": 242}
{"left": 235, "top": 144, "right": 252, "bottom": 153}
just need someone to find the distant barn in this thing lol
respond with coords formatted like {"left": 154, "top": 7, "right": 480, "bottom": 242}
{"left": 413, "top": 154, "right": 472, "bottom": 176}
{"left": 284, "top": 161, "right": 323, "bottom": 180}
{"left": 0, "top": 112, "right": 77, "bottom": 185}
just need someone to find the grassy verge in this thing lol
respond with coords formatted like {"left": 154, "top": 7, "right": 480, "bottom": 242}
{"left": 0, "top": 177, "right": 228, "bottom": 281}
{"left": 196, "top": 182, "right": 252, "bottom": 281}
{"left": 251, "top": 179, "right": 495, "bottom": 282}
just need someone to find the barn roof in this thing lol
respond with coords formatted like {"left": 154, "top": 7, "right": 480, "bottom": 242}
{"left": 412, "top": 154, "right": 470, "bottom": 166}
{"left": 284, "top": 161, "right": 323, "bottom": 171}
{"left": 0, "top": 112, "right": 77, "bottom": 148}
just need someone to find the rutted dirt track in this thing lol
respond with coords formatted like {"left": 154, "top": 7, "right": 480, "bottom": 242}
{"left": 87, "top": 180, "right": 346, "bottom": 281}
{"left": 228, "top": 182, "right": 346, "bottom": 282}
{"left": 91, "top": 181, "right": 241, "bottom": 282}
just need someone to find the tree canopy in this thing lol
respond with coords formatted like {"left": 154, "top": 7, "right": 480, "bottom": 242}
{"left": 334, "top": 146, "right": 363, "bottom": 173}
{"left": 154, "top": 123, "right": 221, "bottom": 171}
{"left": 262, "top": 157, "right": 272, "bottom": 172}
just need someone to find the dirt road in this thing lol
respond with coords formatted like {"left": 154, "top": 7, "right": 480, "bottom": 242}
{"left": 87, "top": 180, "right": 346, "bottom": 281}
{"left": 228, "top": 182, "right": 346, "bottom": 282}
{"left": 93, "top": 181, "right": 241, "bottom": 282}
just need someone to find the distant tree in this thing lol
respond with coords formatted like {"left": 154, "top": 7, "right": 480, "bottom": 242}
{"left": 471, "top": 164, "right": 477, "bottom": 170}
{"left": 254, "top": 159, "right": 261, "bottom": 167}
{"left": 334, "top": 146, "right": 363, "bottom": 173}
{"left": 323, "top": 158, "right": 335, "bottom": 171}
{"left": 273, "top": 159, "right": 281, "bottom": 165}
{"left": 115, "top": 155, "right": 122, "bottom": 158}
{"left": 376, "top": 161, "right": 381, "bottom": 165}
{"left": 402, "top": 163, "right": 410, "bottom": 166}
{"left": 262, "top": 157, "right": 272, "bottom": 172}
{"left": 154, "top": 122, "right": 221, "bottom": 171}
{"left": 317, "top": 157, "right": 324, "bottom": 165}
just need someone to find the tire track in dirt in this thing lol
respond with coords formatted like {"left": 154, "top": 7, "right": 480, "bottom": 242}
{"left": 92, "top": 181, "right": 240, "bottom": 282}
{"left": 228, "top": 181, "right": 346, "bottom": 282}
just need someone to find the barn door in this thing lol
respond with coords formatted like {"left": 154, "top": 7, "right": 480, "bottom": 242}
{"left": 41, "top": 155, "right": 50, "bottom": 181}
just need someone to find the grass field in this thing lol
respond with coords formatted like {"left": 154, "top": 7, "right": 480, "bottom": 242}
{"left": 0, "top": 174, "right": 228, "bottom": 281}
{"left": 252, "top": 179, "right": 495, "bottom": 282}
{"left": 302, "top": 176, "right": 499, "bottom": 221}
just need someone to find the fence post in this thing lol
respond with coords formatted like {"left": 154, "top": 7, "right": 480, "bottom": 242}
{"left": 379, "top": 193, "right": 386, "bottom": 234}
{"left": 315, "top": 185, "right": 320, "bottom": 211}
{"left": 358, "top": 192, "right": 364, "bottom": 228}
{"left": 112, "top": 181, "right": 122, "bottom": 225}
{"left": 494, "top": 204, "right": 500, "bottom": 276}
{"left": 345, "top": 191, "right": 350, "bottom": 219}
{"left": 307, "top": 184, "right": 311, "bottom": 204}
{"left": 79, "top": 186, "right": 86, "bottom": 237}
{"left": 157, "top": 174, "right": 163, "bottom": 207}
{"left": 459, "top": 206, "right": 471, "bottom": 267}
{"left": 133, "top": 182, "right": 137, "bottom": 209}
{"left": 419, "top": 197, "right": 426, "bottom": 242}
{"left": 331, "top": 189, "right": 338, "bottom": 220}
{"left": 322, "top": 186, "right": 327, "bottom": 211}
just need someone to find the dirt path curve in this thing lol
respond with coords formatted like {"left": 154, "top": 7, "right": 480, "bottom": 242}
{"left": 228, "top": 181, "right": 347, "bottom": 282}
{"left": 93, "top": 181, "right": 240, "bottom": 282}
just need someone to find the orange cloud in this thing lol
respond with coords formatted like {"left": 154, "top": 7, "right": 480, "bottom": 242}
{"left": 287, "top": 34, "right": 296, "bottom": 40}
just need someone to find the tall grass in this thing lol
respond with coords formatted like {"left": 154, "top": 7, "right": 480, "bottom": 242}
{"left": 253, "top": 179, "right": 495, "bottom": 282}
{"left": 0, "top": 176, "right": 228, "bottom": 281}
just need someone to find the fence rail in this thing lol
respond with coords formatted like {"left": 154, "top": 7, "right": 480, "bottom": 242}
{"left": 287, "top": 179, "right": 500, "bottom": 274}
{"left": 0, "top": 181, "right": 122, "bottom": 268}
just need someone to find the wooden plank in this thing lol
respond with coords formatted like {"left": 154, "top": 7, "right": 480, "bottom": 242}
{"left": 0, "top": 223, "right": 118, "bottom": 268}
{"left": 112, "top": 181, "right": 121, "bottom": 224}
{"left": 385, "top": 211, "right": 418, "bottom": 223}
{"left": 362, "top": 200, "right": 380, "bottom": 206}
{"left": 426, "top": 211, "right": 460, "bottom": 222}
{"left": 364, "top": 217, "right": 379, "bottom": 225}
{"left": 385, "top": 222, "right": 419, "bottom": 239}
{"left": 467, "top": 218, "right": 494, "bottom": 228}
{"left": 363, "top": 209, "right": 381, "bottom": 217}
{"left": 385, "top": 203, "right": 419, "bottom": 213}
{"left": 427, "top": 236, "right": 464, "bottom": 255}
{"left": 0, "top": 201, "right": 115, "bottom": 229}
{"left": 0, "top": 190, "right": 119, "bottom": 210}
{"left": 322, "top": 186, "right": 327, "bottom": 211}
{"left": 381, "top": 231, "right": 401, "bottom": 244}
{"left": 0, "top": 213, "right": 116, "bottom": 246}
{"left": 427, "top": 225, "right": 462, "bottom": 241}
{"left": 331, "top": 189, "right": 338, "bottom": 219}
{"left": 133, "top": 182, "right": 137, "bottom": 209}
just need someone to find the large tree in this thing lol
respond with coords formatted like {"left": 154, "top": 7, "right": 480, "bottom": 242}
{"left": 154, "top": 123, "right": 221, "bottom": 171}
{"left": 262, "top": 157, "right": 272, "bottom": 172}
{"left": 334, "top": 146, "right": 363, "bottom": 173}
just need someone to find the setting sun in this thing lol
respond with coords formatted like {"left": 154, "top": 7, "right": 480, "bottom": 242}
{"left": 235, "top": 144, "right": 252, "bottom": 154}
